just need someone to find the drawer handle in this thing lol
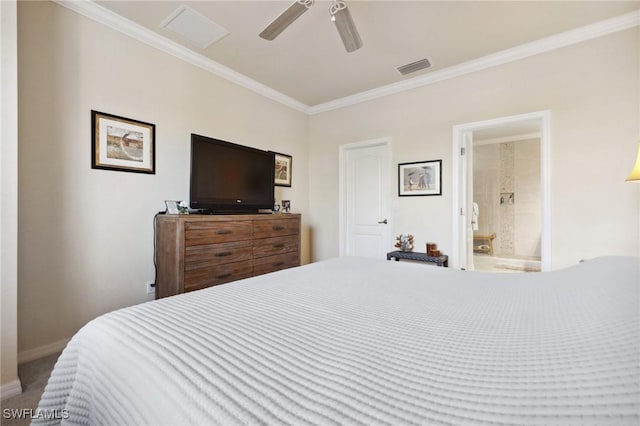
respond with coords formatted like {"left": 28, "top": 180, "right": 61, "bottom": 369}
{"left": 272, "top": 225, "right": 285, "bottom": 231}
{"left": 215, "top": 229, "right": 232, "bottom": 235}
{"left": 273, "top": 261, "right": 285, "bottom": 267}
{"left": 215, "top": 251, "right": 232, "bottom": 257}
{"left": 215, "top": 273, "right": 232, "bottom": 280}
{"left": 272, "top": 244, "right": 285, "bottom": 249}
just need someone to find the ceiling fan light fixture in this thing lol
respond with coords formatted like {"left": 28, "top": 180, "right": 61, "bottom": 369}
{"left": 329, "top": 0, "right": 363, "bottom": 53}
{"left": 259, "top": 0, "right": 314, "bottom": 41}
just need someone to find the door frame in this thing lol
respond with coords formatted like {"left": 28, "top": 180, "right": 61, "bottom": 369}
{"left": 339, "top": 137, "right": 393, "bottom": 257}
{"left": 451, "top": 111, "right": 552, "bottom": 271}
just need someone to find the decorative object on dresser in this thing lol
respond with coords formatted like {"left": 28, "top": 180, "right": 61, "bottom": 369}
{"left": 177, "top": 201, "right": 189, "bottom": 214}
{"left": 91, "top": 110, "right": 155, "bottom": 174}
{"left": 281, "top": 200, "right": 291, "bottom": 213}
{"left": 398, "top": 160, "right": 442, "bottom": 196}
{"left": 155, "top": 213, "right": 301, "bottom": 298}
{"left": 165, "top": 200, "right": 179, "bottom": 214}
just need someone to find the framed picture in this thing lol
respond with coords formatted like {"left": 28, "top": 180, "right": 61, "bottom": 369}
{"left": 91, "top": 110, "right": 155, "bottom": 174}
{"left": 281, "top": 200, "right": 291, "bottom": 213}
{"left": 398, "top": 160, "right": 442, "bottom": 196}
{"left": 274, "top": 152, "right": 292, "bottom": 187}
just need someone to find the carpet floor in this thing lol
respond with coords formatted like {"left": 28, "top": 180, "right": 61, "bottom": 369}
{"left": 1, "top": 353, "right": 60, "bottom": 426}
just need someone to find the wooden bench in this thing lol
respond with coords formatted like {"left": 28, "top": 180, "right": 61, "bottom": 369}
{"left": 473, "top": 233, "right": 496, "bottom": 256}
{"left": 386, "top": 251, "right": 448, "bottom": 267}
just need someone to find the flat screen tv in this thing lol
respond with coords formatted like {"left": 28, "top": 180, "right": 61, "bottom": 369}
{"left": 190, "top": 134, "right": 275, "bottom": 213}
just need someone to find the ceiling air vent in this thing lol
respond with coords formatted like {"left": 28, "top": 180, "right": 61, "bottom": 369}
{"left": 397, "top": 58, "right": 432, "bottom": 76}
{"left": 160, "top": 5, "right": 229, "bottom": 49}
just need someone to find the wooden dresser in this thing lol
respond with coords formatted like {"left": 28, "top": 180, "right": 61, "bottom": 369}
{"left": 155, "top": 213, "right": 301, "bottom": 298}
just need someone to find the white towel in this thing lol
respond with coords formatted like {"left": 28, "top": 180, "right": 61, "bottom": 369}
{"left": 472, "top": 202, "right": 479, "bottom": 231}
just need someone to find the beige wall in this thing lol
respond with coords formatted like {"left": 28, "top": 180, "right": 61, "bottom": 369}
{"left": 308, "top": 28, "right": 640, "bottom": 268}
{"left": 17, "top": 1, "right": 309, "bottom": 354}
{"left": 1, "top": 0, "right": 21, "bottom": 393}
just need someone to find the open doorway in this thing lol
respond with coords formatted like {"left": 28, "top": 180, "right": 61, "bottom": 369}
{"left": 472, "top": 125, "right": 541, "bottom": 272}
{"left": 452, "top": 111, "right": 551, "bottom": 271}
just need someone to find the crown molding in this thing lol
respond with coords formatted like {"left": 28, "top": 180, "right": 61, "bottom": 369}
{"left": 308, "top": 9, "right": 640, "bottom": 114}
{"left": 52, "top": 0, "right": 310, "bottom": 114}
{"left": 52, "top": 1, "right": 639, "bottom": 116}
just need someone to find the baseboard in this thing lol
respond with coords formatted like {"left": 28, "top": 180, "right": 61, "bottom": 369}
{"left": 18, "top": 338, "right": 70, "bottom": 364}
{"left": 1, "top": 379, "right": 23, "bottom": 400}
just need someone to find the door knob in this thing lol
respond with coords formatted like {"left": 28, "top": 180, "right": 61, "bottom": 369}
{"left": 378, "top": 219, "right": 388, "bottom": 224}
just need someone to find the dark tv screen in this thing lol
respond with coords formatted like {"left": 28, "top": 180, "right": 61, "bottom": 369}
{"left": 190, "top": 134, "right": 274, "bottom": 212}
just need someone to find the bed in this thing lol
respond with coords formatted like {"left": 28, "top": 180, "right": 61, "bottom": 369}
{"left": 34, "top": 256, "right": 639, "bottom": 425}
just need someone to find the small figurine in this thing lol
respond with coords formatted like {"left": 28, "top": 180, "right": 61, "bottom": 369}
{"left": 177, "top": 201, "right": 189, "bottom": 214}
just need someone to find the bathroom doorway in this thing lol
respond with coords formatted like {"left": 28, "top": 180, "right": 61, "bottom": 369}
{"left": 452, "top": 111, "right": 551, "bottom": 271}
{"left": 472, "top": 127, "right": 542, "bottom": 272}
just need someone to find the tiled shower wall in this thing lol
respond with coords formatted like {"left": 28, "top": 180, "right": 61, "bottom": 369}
{"left": 473, "top": 139, "right": 541, "bottom": 259}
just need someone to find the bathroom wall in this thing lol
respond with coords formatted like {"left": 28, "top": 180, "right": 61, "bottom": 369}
{"left": 513, "top": 139, "right": 542, "bottom": 258}
{"left": 473, "top": 139, "right": 541, "bottom": 258}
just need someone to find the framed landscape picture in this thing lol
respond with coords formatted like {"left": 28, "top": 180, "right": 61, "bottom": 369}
{"left": 398, "top": 160, "right": 442, "bottom": 196}
{"left": 274, "top": 152, "right": 292, "bottom": 187}
{"left": 91, "top": 110, "right": 155, "bottom": 174}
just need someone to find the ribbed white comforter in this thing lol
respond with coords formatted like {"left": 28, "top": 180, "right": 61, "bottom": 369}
{"left": 34, "top": 256, "right": 639, "bottom": 425}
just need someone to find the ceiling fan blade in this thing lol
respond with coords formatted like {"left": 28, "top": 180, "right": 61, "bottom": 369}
{"left": 259, "top": 0, "right": 314, "bottom": 41}
{"left": 330, "top": 1, "right": 362, "bottom": 53}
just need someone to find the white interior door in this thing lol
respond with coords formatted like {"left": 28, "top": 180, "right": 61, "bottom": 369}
{"left": 340, "top": 139, "right": 391, "bottom": 258}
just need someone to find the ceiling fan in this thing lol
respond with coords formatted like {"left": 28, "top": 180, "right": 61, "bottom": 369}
{"left": 259, "top": 0, "right": 363, "bottom": 53}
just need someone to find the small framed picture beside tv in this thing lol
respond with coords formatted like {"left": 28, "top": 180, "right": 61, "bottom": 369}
{"left": 274, "top": 152, "right": 292, "bottom": 187}
{"left": 189, "top": 134, "right": 275, "bottom": 213}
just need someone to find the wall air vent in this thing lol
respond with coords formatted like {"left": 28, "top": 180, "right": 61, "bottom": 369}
{"left": 397, "top": 58, "right": 432, "bottom": 76}
{"left": 160, "top": 5, "right": 229, "bottom": 49}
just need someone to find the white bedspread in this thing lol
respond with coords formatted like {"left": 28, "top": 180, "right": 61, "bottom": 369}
{"left": 34, "top": 256, "right": 639, "bottom": 425}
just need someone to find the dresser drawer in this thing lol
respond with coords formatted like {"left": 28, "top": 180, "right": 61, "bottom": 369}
{"left": 253, "top": 253, "right": 300, "bottom": 276}
{"left": 184, "top": 260, "right": 253, "bottom": 292}
{"left": 253, "top": 217, "right": 299, "bottom": 239}
{"left": 185, "top": 221, "right": 252, "bottom": 246}
{"left": 253, "top": 234, "right": 299, "bottom": 259}
{"left": 185, "top": 240, "right": 252, "bottom": 266}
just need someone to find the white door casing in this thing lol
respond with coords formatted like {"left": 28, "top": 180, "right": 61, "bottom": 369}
{"left": 339, "top": 138, "right": 392, "bottom": 258}
{"left": 463, "top": 132, "right": 475, "bottom": 270}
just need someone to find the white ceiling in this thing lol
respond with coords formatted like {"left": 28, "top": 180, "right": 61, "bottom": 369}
{"left": 94, "top": 1, "right": 640, "bottom": 107}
